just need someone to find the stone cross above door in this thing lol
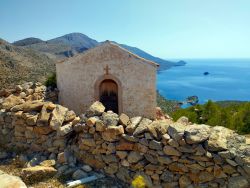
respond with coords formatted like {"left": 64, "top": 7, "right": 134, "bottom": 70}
{"left": 104, "top": 65, "right": 111, "bottom": 75}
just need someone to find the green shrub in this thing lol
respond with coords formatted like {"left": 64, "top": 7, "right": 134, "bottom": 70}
{"left": 171, "top": 100, "right": 250, "bottom": 134}
{"left": 45, "top": 73, "right": 57, "bottom": 88}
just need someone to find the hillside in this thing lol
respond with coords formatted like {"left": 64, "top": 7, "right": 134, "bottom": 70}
{"left": 13, "top": 33, "right": 99, "bottom": 59}
{"left": 118, "top": 43, "right": 186, "bottom": 70}
{"left": 13, "top": 33, "right": 186, "bottom": 69}
{"left": 0, "top": 39, "right": 55, "bottom": 88}
{"left": 12, "top": 37, "right": 44, "bottom": 46}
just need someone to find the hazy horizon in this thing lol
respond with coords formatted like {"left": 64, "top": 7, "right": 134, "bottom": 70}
{"left": 1, "top": 0, "right": 250, "bottom": 59}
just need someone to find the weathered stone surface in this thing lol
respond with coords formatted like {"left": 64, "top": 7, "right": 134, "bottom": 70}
{"left": 122, "top": 134, "right": 139, "bottom": 142}
{"left": 50, "top": 105, "right": 68, "bottom": 130}
{"left": 72, "top": 169, "right": 87, "bottom": 180}
{"left": 95, "top": 120, "right": 105, "bottom": 131}
{"left": 64, "top": 110, "right": 76, "bottom": 122}
{"left": 21, "top": 166, "right": 57, "bottom": 182}
{"left": 40, "top": 160, "right": 56, "bottom": 167}
{"left": 86, "top": 117, "right": 99, "bottom": 127}
{"left": 147, "top": 120, "right": 170, "bottom": 139}
{"left": 1, "top": 95, "right": 24, "bottom": 110}
{"left": 0, "top": 170, "right": 27, "bottom": 188}
{"left": 116, "top": 151, "right": 128, "bottom": 159}
{"left": 105, "top": 163, "right": 118, "bottom": 174}
{"left": 58, "top": 123, "right": 73, "bottom": 136}
{"left": 37, "top": 103, "right": 52, "bottom": 126}
{"left": 11, "top": 100, "right": 44, "bottom": 112}
{"left": 102, "top": 155, "right": 118, "bottom": 163}
{"left": 133, "top": 118, "right": 152, "bottom": 136}
{"left": 125, "top": 116, "right": 142, "bottom": 133}
{"left": 81, "top": 138, "right": 96, "bottom": 147}
{"left": 102, "top": 111, "right": 119, "bottom": 126}
{"left": 134, "top": 143, "right": 148, "bottom": 153}
{"left": 207, "top": 126, "right": 234, "bottom": 151}
{"left": 189, "top": 171, "right": 214, "bottom": 183}
{"left": 157, "top": 156, "right": 172, "bottom": 165}
{"left": 177, "top": 116, "right": 189, "bottom": 125}
{"left": 179, "top": 175, "right": 192, "bottom": 188}
{"left": 116, "top": 141, "right": 134, "bottom": 150}
{"left": 127, "top": 151, "right": 143, "bottom": 163}
{"left": 116, "top": 167, "right": 131, "bottom": 183}
{"left": 184, "top": 124, "right": 210, "bottom": 144}
{"left": 163, "top": 145, "right": 182, "bottom": 156}
{"left": 145, "top": 154, "right": 158, "bottom": 164}
{"left": 33, "top": 126, "right": 53, "bottom": 135}
{"left": 119, "top": 113, "right": 130, "bottom": 126}
{"left": 160, "top": 170, "right": 174, "bottom": 182}
{"left": 81, "top": 165, "right": 92, "bottom": 172}
{"left": 102, "top": 125, "right": 124, "bottom": 142}
{"left": 168, "top": 123, "right": 186, "bottom": 141}
{"left": 25, "top": 114, "right": 38, "bottom": 126}
{"left": 86, "top": 101, "right": 105, "bottom": 117}
{"left": 228, "top": 176, "right": 249, "bottom": 188}
{"left": 149, "top": 140, "right": 162, "bottom": 150}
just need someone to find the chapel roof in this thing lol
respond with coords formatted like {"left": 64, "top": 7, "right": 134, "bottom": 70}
{"left": 57, "top": 41, "right": 159, "bottom": 68}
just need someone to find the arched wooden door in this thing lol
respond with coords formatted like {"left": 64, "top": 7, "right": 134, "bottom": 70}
{"left": 99, "top": 79, "right": 118, "bottom": 113}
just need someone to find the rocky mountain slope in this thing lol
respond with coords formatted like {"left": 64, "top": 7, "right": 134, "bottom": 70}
{"left": 0, "top": 39, "right": 55, "bottom": 88}
{"left": 13, "top": 33, "right": 186, "bottom": 70}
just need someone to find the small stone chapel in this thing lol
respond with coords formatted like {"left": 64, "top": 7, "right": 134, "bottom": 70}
{"left": 56, "top": 41, "right": 159, "bottom": 119}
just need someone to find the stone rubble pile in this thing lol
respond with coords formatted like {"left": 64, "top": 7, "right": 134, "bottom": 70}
{"left": 0, "top": 83, "right": 249, "bottom": 188}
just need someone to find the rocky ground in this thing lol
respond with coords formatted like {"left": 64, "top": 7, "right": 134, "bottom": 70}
{"left": 0, "top": 150, "right": 127, "bottom": 188}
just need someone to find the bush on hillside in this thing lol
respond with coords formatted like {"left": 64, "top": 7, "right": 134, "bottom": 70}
{"left": 171, "top": 100, "right": 250, "bottom": 134}
{"left": 45, "top": 73, "right": 57, "bottom": 89}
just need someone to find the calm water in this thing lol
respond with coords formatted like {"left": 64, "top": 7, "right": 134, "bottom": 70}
{"left": 157, "top": 59, "right": 250, "bottom": 104}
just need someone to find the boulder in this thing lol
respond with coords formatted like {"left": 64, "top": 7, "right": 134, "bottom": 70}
{"left": 147, "top": 120, "right": 170, "bottom": 139}
{"left": 40, "top": 160, "right": 56, "bottom": 167}
{"left": 179, "top": 175, "right": 192, "bottom": 188}
{"left": 102, "top": 125, "right": 124, "bottom": 142}
{"left": 72, "top": 169, "right": 88, "bottom": 180}
{"left": 64, "top": 110, "right": 76, "bottom": 122}
{"left": 207, "top": 126, "right": 234, "bottom": 151}
{"left": 11, "top": 100, "right": 44, "bottom": 112}
{"left": 81, "top": 138, "right": 96, "bottom": 147}
{"left": 102, "top": 111, "right": 119, "bottom": 126}
{"left": 21, "top": 166, "right": 57, "bottom": 182}
{"left": 0, "top": 170, "right": 27, "bottom": 188}
{"left": 149, "top": 140, "right": 162, "bottom": 150}
{"left": 95, "top": 120, "right": 105, "bottom": 131}
{"left": 126, "top": 116, "right": 142, "bottom": 133}
{"left": 57, "top": 122, "right": 73, "bottom": 136}
{"left": 81, "top": 165, "right": 92, "bottom": 172}
{"left": 122, "top": 134, "right": 139, "bottom": 142}
{"left": 177, "top": 116, "right": 189, "bottom": 125}
{"left": 184, "top": 124, "right": 210, "bottom": 144}
{"left": 33, "top": 126, "right": 53, "bottom": 135}
{"left": 228, "top": 176, "right": 249, "bottom": 188}
{"left": 133, "top": 118, "right": 152, "bottom": 136}
{"left": 163, "top": 145, "right": 182, "bottom": 156}
{"left": 50, "top": 105, "right": 68, "bottom": 130}
{"left": 1, "top": 95, "right": 24, "bottom": 110}
{"left": 86, "top": 116, "right": 99, "bottom": 127}
{"left": 37, "top": 103, "right": 52, "bottom": 126}
{"left": 116, "top": 151, "right": 128, "bottom": 159}
{"left": 86, "top": 101, "right": 105, "bottom": 117}
{"left": 119, "top": 113, "right": 130, "bottom": 126}
{"left": 127, "top": 151, "right": 143, "bottom": 163}
{"left": 168, "top": 123, "right": 186, "bottom": 141}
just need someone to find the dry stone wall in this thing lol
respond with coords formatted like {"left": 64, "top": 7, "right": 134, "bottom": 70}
{"left": 0, "top": 83, "right": 250, "bottom": 188}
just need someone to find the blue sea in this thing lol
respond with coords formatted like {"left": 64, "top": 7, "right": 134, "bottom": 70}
{"left": 157, "top": 59, "right": 250, "bottom": 104}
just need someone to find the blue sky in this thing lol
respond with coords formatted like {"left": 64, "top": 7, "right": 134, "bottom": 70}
{"left": 0, "top": 0, "right": 250, "bottom": 58}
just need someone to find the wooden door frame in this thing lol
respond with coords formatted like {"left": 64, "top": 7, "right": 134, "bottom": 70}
{"left": 94, "top": 74, "right": 123, "bottom": 114}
